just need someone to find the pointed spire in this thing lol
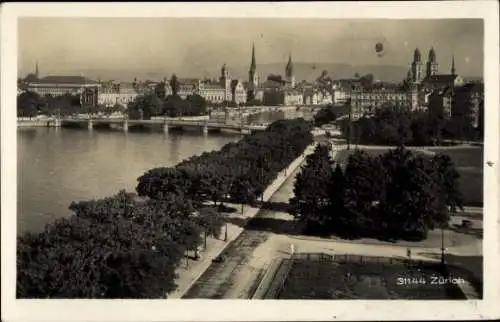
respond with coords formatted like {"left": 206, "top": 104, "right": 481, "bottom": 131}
{"left": 35, "top": 61, "right": 39, "bottom": 78}
{"left": 451, "top": 55, "right": 456, "bottom": 75}
{"left": 250, "top": 42, "right": 256, "bottom": 72}
{"left": 428, "top": 47, "right": 436, "bottom": 62}
{"left": 286, "top": 52, "right": 293, "bottom": 77}
{"left": 414, "top": 48, "right": 421, "bottom": 62}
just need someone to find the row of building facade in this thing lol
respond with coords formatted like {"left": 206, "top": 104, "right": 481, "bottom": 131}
{"left": 18, "top": 46, "right": 482, "bottom": 126}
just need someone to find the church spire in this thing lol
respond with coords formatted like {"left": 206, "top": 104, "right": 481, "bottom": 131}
{"left": 250, "top": 42, "right": 256, "bottom": 73}
{"left": 451, "top": 55, "right": 456, "bottom": 75}
{"left": 286, "top": 52, "right": 293, "bottom": 77}
{"left": 35, "top": 61, "right": 39, "bottom": 78}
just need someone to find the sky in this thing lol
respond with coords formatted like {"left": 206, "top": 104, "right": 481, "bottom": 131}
{"left": 18, "top": 18, "right": 483, "bottom": 79}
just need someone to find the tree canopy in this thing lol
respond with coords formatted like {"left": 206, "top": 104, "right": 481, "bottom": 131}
{"left": 341, "top": 102, "right": 482, "bottom": 146}
{"left": 290, "top": 146, "right": 463, "bottom": 241}
{"left": 313, "top": 105, "right": 337, "bottom": 127}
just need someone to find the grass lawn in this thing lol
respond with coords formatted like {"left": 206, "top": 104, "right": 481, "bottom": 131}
{"left": 334, "top": 147, "right": 483, "bottom": 206}
{"left": 277, "top": 258, "right": 467, "bottom": 300}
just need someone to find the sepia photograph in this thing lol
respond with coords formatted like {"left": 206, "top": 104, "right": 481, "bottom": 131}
{"left": 2, "top": 2, "right": 499, "bottom": 322}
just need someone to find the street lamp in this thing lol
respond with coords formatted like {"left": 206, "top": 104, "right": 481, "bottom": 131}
{"left": 224, "top": 217, "right": 228, "bottom": 242}
{"left": 440, "top": 223, "right": 445, "bottom": 267}
{"left": 347, "top": 100, "right": 353, "bottom": 150}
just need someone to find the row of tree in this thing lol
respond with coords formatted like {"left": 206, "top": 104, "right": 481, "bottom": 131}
{"left": 127, "top": 92, "right": 208, "bottom": 120}
{"left": 340, "top": 103, "right": 481, "bottom": 146}
{"left": 17, "top": 191, "right": 224, "bottom": 298}
{"left": 17, "top": 91, "right": 82, "bottom": 117}
{"left": 17, "top": 91, "right": 127, "bottom": 118}
{"left": 290, "top": 144, "right": 463, "bottom": 241}
{"left": 17, "top": 119, "right": 314, "bottom": 298}
{"left": 136, "top": 119, "right": 314, "bottom": 208}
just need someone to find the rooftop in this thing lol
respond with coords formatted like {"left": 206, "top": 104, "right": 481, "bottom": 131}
{"left": 30, "top": 75, "right": 98, "bottom": 85}
{"left": 423, "top": 74, "right": 458, "bottom": 84}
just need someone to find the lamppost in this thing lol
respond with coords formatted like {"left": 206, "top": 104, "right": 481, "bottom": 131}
{"left": 440, "top": 223, "right": 445, "bottom": 267}
{"left": 347, "top": 100, "right": 353, "bottom": 150}
{"left": 224, "top": 214, "right": 228, "bottom": 242}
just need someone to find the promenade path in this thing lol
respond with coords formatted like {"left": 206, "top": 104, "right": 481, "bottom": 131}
{"left": 181, "top": 154, "right": 307, "bottom": 299}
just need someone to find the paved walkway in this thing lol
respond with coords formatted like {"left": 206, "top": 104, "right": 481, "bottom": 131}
{"left": 181, "top": 157, "right": 309, "bottom": 299}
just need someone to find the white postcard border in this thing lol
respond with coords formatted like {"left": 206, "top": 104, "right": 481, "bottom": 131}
{"left": 1, "top": 1, "right": 499, "bottom": 321}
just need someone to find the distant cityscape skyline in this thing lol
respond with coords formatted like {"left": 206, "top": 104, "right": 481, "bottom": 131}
{"left": 19, "top": 18, "right": 483, "bottom": 81}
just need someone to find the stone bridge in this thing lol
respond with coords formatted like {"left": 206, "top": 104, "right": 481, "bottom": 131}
{"left": 48, "top": 117, "right": 269, "bottom": 135}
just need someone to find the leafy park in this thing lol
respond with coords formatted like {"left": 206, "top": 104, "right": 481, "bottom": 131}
{"left": 289, "top": 143, "right": 464, "bottom": 241}
{"left": 339, "top": 103, "right": 483, "bottom": 146}
{"left": 17, "top": 119, "right": 314, "bottom": 298}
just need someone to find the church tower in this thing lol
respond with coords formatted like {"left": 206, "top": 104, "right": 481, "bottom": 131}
{"left": 247, "top": 43, "right": 259, "bottom": 102}
{"left": 35, "top": 61, "right": 39, "bottom": 79}
{"left": 249, "top": 43, "right": 259, "bottom": 89}
{"left": 285, "top": 53, "right": 295, "bottom": 88}
{"left": 426, "top": 47, "right": 438, "bottom": 78}
{"left": 411, "top": 48, "right": 424, "bottom": 83}
{"left": 220, "top": 63, "right": 231, "bottom": 101}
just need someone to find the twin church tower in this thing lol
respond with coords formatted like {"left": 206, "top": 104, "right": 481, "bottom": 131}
{"left": 247, "top": 43, "right": 295, "bottom": 101}
{"left": 409, "top": 47, "right": 456, "bottom": 84}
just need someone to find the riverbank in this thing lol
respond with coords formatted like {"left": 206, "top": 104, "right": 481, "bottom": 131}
{"left": 18, "top": 118, "right": 55, "bottom": 127}
{"left": 168, "top": 141, "right": 318, "bottom": 298}
{"left": 17, "top": 115, "right": 212, "bottom": 128}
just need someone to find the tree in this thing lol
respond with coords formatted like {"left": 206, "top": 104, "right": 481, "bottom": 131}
{"left": 17, "top": 214, "right": 184, "bottom": 298}
{"left": 430, "top": 154, "right": 464, "bottom": 214}
{"left": 17, "top": 91, "right": 40, "bottom": 118}
{"left": 359, "top": 74, "right": 375, "bottom": 89}
{"left": 196, "top": 207, "right": 225, "bottom": 249}
{"left": 186, "top": 94, "right": 208, "bottom": 116}
{"left": 127, "top": 93, "right": 163, "bottom": 120}
{"left": 377, "top": 147, "right": 441, "bottom": 240}
{"left": 230, "top": 175, "right": 256, "bottom": 214}
{"left": 136, "top": 167, "right": 193, "bottom": 200}
{"left": 314, "top": 105, "right": 337, "bottom": 127}
{"left": 289, "top": 144, "right": 335, "bottom": 233}
{"left": 351, "top": 104, "right": 413, "bottom": 146}
{"left": 170, "top": 74, "right": 179, "bottom": 96}
{"left": 340, "top": 150, "right": 382, "bottom": 237}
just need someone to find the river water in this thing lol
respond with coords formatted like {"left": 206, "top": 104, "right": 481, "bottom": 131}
{"left": 17, "top": 109, "right": 313, "bottom": 236}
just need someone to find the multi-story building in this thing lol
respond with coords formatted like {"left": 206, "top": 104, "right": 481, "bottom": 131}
{"left": 284, "top": 89, "right": 304, "bottom": 105}
{"left": 153, "top": 65, "right": 246, "bottom": 105}
{"left": 331, "top": 79, "right": 360, "bottom": 104}
{"left": 23, "top": 75, "right": 100, "bottom": 98}
{"left": 303, "top": 89, "right": 333, "bottom": 106}
{"left": 427, "top": 82, "right": 483, "bottom": 128}
{"left": 230, "top": 80, "right": 247, "bottom": 104}
{"left": 20, "top": 62, "right": 100, "bottom": 106}
{"left": 98, "top": 81, "right": 139, "bottom": 107}
{"left": 350, "top": 85, "right": 411, "bottom": 118}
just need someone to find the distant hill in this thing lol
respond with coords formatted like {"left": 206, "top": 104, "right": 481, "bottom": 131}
{"left": 26, "top": 62, "right": 482, "bottom": 84}
{"left": 248, "top": 62, "right": 410, "bottom": 83}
